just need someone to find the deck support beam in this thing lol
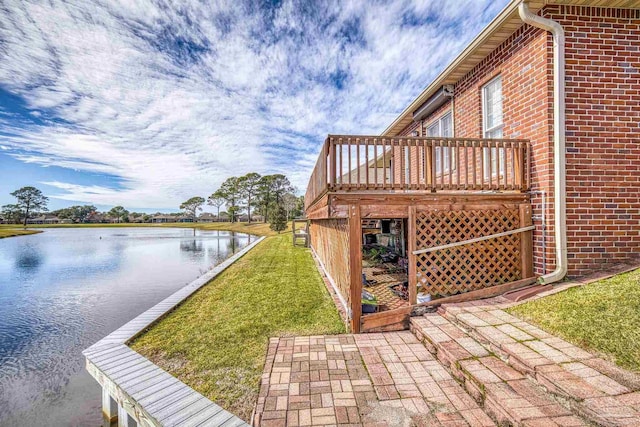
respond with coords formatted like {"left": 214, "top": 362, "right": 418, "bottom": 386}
{"left": 348, "top": 204, "right": 362, "bottom": 333}
{"left": 118, "top": 404, "right": 137, "bottom": 427}
{"left": 102, "top": 387, "right": 118, "bottom": 427}
{"left": 408, "top": 206, "right": 417, "bottom": 305}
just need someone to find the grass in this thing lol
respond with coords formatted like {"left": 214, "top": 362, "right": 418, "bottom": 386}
{"left": 130, "top": 232, "right": 345, "bottom": 420}
{"left": 507, "top": 268, "right": 640, "bottom": 372}
{"left": 0, "top": 228, "right": 42, "bottom": 239}
{"left": 0, "top": 221, "right": 285, "bottom": 237}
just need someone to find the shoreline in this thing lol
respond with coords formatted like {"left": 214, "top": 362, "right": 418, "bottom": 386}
{"left": 0, "top": 221, "right": 281, "bottom": 237}
{"left": 83, "top": 235, "right": 266, "bottom": 427}
{"left": 0, "top": 229, "right": 43, "bottom": 239}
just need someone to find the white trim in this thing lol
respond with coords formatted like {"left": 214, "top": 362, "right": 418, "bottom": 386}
{"left": 481, "top": 75, "right": 505, "bottom": 179}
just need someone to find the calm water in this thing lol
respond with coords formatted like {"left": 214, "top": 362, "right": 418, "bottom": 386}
{"left": 0, "top": 227, "right": 255, "bottom": 426}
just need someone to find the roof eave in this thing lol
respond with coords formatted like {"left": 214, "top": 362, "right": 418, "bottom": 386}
{"left": 381, "top": 0, "right": 527, "bottom": 136}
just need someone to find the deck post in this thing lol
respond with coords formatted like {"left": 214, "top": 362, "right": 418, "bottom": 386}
{"left": 408, "top": 207, "right": 417, "bottom": 305}
{"left": 102, "top": 388, "right": 118, "bottom": 427}
{"left": 520, "top": 204, "right": 534, "bottom": 279}
{"left": 117, "top": 404, "right": 137, "bottom": 427}
{"left": 349, "top": 204, "right": 362, "bottom": 333}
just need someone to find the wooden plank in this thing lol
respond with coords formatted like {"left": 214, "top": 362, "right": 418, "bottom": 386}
{"left": 408, "top": 206, "right": 417, "bottom": 306}
{"left": 412, "top": 225, "right": 535, "bottom": 255}
{"left": 418, "top": 277, "right": 537, "bottom": 308}
{"left": 182, "top": 406, "right": 228, "bottom": 427}
{"left": 162, "top": 397, "right": 211, "bottom": 425}
{"left": 348, "top": 204, "right": 362, "bottom": 333}
{"left": 137, "top": 380, "right": 186, "bottom": 406}
{"left": 329, "top": 137, "right": 336, "bottom": 189}
{"left": 360, "top": 306, "right": 413, "bottom": 332}
{"left": 144, "top": 387, "right": 194, "bottom": 413}
{"left": 155, "top": 394, "right": 203, "bottom": 422}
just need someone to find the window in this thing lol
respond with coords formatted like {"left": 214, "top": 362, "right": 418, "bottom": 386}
{"left": 426, "top": 112, "right": 454, "bottom": 175}
{"left": 482, "top": 76, "right": 505, "bottom": 178}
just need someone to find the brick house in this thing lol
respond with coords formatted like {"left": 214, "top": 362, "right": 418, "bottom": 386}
{"left": 304, "top": 0, "right": 640, "bottom": 332}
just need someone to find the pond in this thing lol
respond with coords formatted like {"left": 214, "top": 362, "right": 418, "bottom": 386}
{"left": 0, "top": 227, "right": 256, "bottom": 426}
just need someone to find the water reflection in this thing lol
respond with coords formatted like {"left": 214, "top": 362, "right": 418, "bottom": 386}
{"left": 0, "top": 227, "right": 254, "bottom": 427}
{"left": 14, "top": 244, "right": 43, "bottom": 271}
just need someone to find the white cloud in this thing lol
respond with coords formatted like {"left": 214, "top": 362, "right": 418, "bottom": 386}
{"left": 0, "top": 0, "right": 508, "bottom": 208}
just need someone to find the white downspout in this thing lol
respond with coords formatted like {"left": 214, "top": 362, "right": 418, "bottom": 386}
{"left": 518, "top": 1, "right": 568, "bottom": 284}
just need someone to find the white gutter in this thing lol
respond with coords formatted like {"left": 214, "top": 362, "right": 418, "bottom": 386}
{"left": 518, "top": 1, "right": 568, "bottom": 284}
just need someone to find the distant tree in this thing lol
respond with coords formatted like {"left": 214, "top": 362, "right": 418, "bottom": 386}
{"left": 108, "top": 206, "right": 129, "bottom": 223}
{"left": 207, "top": 192, "right": 225, "bottom": 221}
{"left": 270, "top": 174, "right": 294, "bottom": 206}
{"left": 270, "top": 205, "right": 287, "bottom": 234}
{"left": 52, "top": 208, "right": 72, "bottom": 220}
{"left": 1, "top": 204, "right": 22, "bottom": 224}
{"left": 69, "top": 205, "right": 97, "bottom": 223}
{"left": 217, "top": 177, "right": 243, "bottom": 222}
{"left": 238, "top": 172, "right": 261, "bottom": 223}
{"left": 141, "top": 214, "right": 151, "bottom": 223}
{"left": 9, "top": 186, "right": 48, "bottom": 226}
{"left": 180, "top": 197, "right": 205, "bottom": 221}
{"left": 257, "top": 175, "right": 276, "bottom": 223}
{"left": 282, "top": 193, "right": 299, "bottom": 221}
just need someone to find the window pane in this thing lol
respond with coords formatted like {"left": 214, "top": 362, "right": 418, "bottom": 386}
{"left": 483, "top": 77, "right": 502, "bottom": 132}
{"left": 441, "top": 113, "right": 452, "bottom": 137}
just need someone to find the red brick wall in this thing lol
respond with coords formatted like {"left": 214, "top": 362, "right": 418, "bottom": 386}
{"left": 400, "top": 5, "right": 639, "bottom": 278}
{"left": 544, "top": 5, "right": 640, "bottom": 276}
{"left": 410, "top": 23, "right": 555, "bottom": 276}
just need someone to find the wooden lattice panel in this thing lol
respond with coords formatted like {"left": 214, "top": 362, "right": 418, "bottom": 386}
{"left": 310, "top": 219, "right": 351, "bottom": 305}
{"left": 415, "top": 209, "right": 522, "bottom": 298}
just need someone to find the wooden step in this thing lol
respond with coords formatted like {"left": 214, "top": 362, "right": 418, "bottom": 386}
{"left": 411, "top": 314, "right": 589, "bottom": 426}
{"left": 437, "top": 303, "right": 640, "bottom": 427}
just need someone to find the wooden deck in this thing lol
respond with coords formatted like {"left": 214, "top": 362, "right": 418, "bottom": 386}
{"left": 305, "top": 135, "right": 535, "bottom": 333}
{"left": 305, "top": 135, "right": 530, "bottom": 215}
{"left": 83, "top": 236, "right": 265, "bottom": 427}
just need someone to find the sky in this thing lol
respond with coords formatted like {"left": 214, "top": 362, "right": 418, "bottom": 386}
{"left": 0, "top": 0, "right": 510, "bottom": 212}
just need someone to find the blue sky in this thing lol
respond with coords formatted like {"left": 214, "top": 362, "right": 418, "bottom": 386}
{"left": 0, "top": 0, "right": 509, "bottom": 212}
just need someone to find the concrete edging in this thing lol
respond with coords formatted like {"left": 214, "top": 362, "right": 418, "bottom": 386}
{"left": 83, "top": 235, "right": 266, "bottom": 427}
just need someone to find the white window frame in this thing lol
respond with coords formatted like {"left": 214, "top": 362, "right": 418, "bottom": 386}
{"left": 426, "top": 111, "right": 455, "bottom": 176}
{"left": 481, "top": 75, "right": 505, "bottom": 179}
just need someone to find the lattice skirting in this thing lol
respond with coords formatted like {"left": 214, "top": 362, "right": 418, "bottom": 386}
{"left": 415, "top": 208, "right": 522, "bottom": 298}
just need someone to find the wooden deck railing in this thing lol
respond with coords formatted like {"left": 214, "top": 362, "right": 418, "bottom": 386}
{"left": 305, "top": 135, "right": 530, "bottom": 210}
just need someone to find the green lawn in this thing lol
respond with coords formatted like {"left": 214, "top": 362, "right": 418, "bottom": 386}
{"left": 0, "top": 228, "right": 42, "bottom": 239}
{"left": 0, "top": 221, "right": 285, "bottom": 237}
{"left": 130, "top": 233, "right": 345, "bottom": 420}
{"left": 508, "top": 268, "right": 640, "bottom": 372}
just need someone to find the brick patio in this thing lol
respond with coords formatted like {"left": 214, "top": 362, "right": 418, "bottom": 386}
{"left": 253, "top": 298, "right": 640, "bottom": 427}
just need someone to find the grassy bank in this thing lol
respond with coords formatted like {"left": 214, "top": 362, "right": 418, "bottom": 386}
{"left": 508, "top": 268, "right": 640, "bottom": 372}
{"left": 130, "top": 232, "right": 344, "bottom": 420}
{"left": 0, "top": 221, "right": 285, "bottom": 237}
{"left": 0, "top": 228, "right": 42, "bottom": 239}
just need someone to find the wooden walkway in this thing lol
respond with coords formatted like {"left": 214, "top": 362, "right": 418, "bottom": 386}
{"left": 83, "top": 236, "right": 266, "bottom": 427}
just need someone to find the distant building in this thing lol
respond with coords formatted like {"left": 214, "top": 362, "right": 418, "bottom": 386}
{"left": 27, "top": 214, "right": 61, "bottom": 224}
{"left": 198, "top": 213, "right": 217, "bottom": 223}
{"left": 151, "top": 214, "right": 175, "bottom": 223}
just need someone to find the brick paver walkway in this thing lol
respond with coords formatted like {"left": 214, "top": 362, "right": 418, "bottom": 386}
{"left": 254, "top": 298, "right": 640, "bottom": 427}
{"left": 254, "top": 333, "right": 493, "bottom": 426}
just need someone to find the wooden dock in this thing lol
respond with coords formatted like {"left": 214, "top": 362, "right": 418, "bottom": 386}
{"left": 83, "top": 236, "right": 266, "bottom": 427}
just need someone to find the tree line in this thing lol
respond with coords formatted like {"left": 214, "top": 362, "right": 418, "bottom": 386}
{"left": 0, "top": 187, "right": 154, "bottom": 224}
{"left": 2, "top": 173, "right": 304, "bottom": 232}
{"left": 180, "top": 173, "right": 303, "bottom": 233}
